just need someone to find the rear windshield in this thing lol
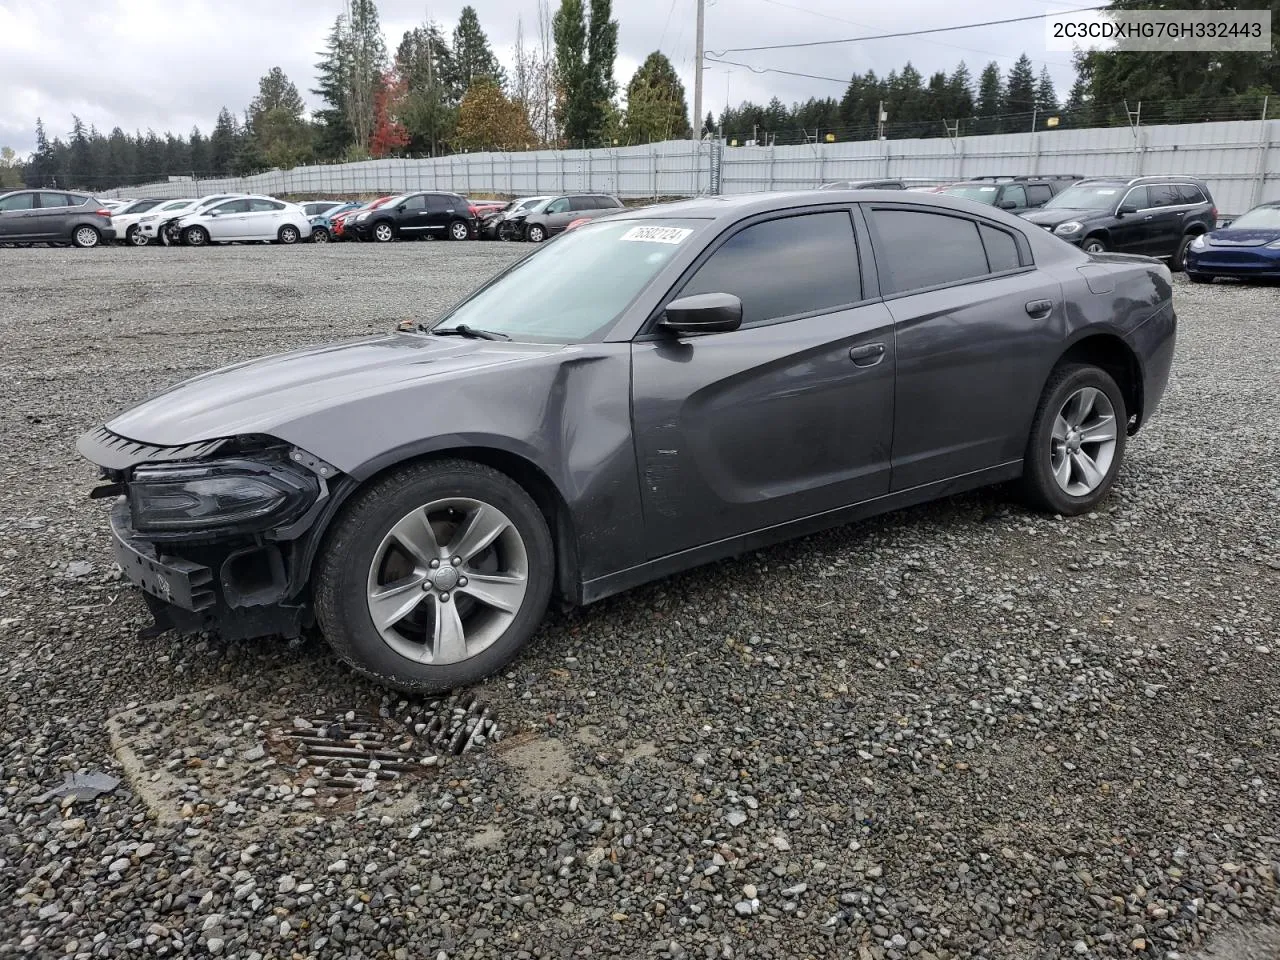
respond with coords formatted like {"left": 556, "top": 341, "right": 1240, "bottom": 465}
{"left": 940, "top": 185, "right": 999, "bottom": 204}
{"left": 1042, "top": 184, "right": 1125, "bottom": 210}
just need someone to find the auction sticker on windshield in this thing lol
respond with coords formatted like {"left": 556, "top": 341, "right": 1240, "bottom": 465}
{"left": 620, "top": 225, "right": 693, "bottom": 244}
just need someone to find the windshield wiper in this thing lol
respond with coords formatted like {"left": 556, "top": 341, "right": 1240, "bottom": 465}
{"left": 429, "top": 324, "right": 510, "bottom": 341}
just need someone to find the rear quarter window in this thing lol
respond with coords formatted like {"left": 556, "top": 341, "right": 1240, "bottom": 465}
{"left": 870, "top": 208, "right": 992, "bottom": 294}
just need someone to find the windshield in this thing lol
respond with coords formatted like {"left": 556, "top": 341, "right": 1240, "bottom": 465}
{"left": 1043, "top": 184, "right": 1124, "bottom": 210}
{"left": 160, "top": 200, "right": 193, "bottom": 211}
{"left": 941, "top": 185, "right": 999, "bottom": 204}
{"left": 1228, "top": 205, "right": 1280, "bottom": 230}
{"left": 117, "top": 199, "right": 163, "bottom": 215}
{"left": 434, "top": 218, "right": 704, "bottom": 342}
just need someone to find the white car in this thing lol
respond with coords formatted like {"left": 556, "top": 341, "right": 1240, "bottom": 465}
{"left": 175, "top": 195, "right": 312, "bottom": 246}
{"left": 140, "top": 195, "right": 244, "bottom": 245}
{"left": 115, "top": 198, "right": 193, "bottom": 246}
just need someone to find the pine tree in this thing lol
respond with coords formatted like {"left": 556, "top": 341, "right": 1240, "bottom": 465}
{"left": 345, "top": 0, "right": 389, "bottom": 153}
{"left": 622, "top": 52, "right": 691, "bottom": 144}
{"left": 249, "top": 67, "right": 312, "bottom": 169}
{"left": 947, "top": 62, "right": 975, "bottom": 119}
{"left": 210, "top": 107, "right": 239, "bottom": 176}
{"left": 312, "top": 15, "right": 353, "bottom": 159}
{"left": 453, "top": 6, "right": 505, "bottom": 92}
{"left": 1034, "top": 66, "right": 1059, "bottom": 118}
{"left": 68, "top": 116, "right": 92, "bottom": 188}
{"left": 586, "top": 0, "right": 618, "bottom": 127}
{"left": 25, "top": 118, "right": 57, "bottom": 187}
{"left": 395, "top": 23, "right": 459, "bottom": 154}
{"left": 554, "top": 0, "right": 618, "bottom": 144}
{"left": 976, "top": 62, "right": 1004, "bottom": 128}
{"left": 1004, "top": 54, "right": 1037, "bottom": 114}
{"left": 189, "top": 127, "right": 210, "bottom": 176}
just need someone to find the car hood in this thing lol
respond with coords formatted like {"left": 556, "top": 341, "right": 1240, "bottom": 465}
{"left": 1020, "top": 208, "right": 1099, "bottom": 227}
{"left": 1205, "top": 227, "right": 1280, "bottom": 247}
{"left": 103, "top": 333, "right": 562, "bottom": 448}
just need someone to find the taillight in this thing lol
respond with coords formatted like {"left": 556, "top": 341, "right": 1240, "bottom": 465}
{"left": 95, "top": 209, "right": 113, "bottom": 218}
{"left": 1210, "top": 206, "right": 1218, "bottom": 225}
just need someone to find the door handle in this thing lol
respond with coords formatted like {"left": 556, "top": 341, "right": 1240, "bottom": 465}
{"left": 849, "top": 343, "right": 886, "bottom": 367}
{"left": 1025, "top": 299, "right": 1054, "bottom": 318}
{"left": 1143, "top": 215, "right": 1153, "bottom": 221}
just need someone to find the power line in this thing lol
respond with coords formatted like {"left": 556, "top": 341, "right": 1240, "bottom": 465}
{"left": 709, "top": 4, "right": 1110, "bottom": 54}
{"left": 704, "top": 55, "right": 848, "bottom": 85}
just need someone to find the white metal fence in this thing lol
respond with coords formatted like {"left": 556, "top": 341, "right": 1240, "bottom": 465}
{"left": 105, "top": 117, "right": 1280, "bottom": 217}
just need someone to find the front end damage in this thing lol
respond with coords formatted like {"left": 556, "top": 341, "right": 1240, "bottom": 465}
{"left": 79, "top": 428, "right": 342, "bottom": 641}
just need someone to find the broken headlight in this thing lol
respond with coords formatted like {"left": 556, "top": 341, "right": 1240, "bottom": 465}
{"left": 128, "top": 457, "right": 320, "bottom": 538}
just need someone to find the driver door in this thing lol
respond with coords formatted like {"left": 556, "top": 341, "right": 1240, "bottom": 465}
{"left": 630, "top": 209, "right": 896, "bottom": 559}
{"left": 206, "top": 199, "right": 252, "bottom": 240}
{"left": 0, "top": 192, "right": 38, "bottom": 240}
{"left": 541, "top": 197, "right": 574, "bottom": 233}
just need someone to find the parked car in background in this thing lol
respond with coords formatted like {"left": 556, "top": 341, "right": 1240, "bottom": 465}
{"left": 309, "top": 201, "right": 363, "bottom": 243}
{"left": 0, "top": 190, "right": 116, "bottom": 247}
{"left": 175, "top": 195, "right": 311, "bottom": 246}
{"left": 479, "top": 196, "right": 550, "bottom": 240}
{"left": 346, "top": 191, "right": 476, "bottom": 242}
{"left": 467, "top": 198, "right": 506, "bottom": 216}
{"left": 100, "top": 199, "right": 134, "bottom": 212}
{"left": 110, "top": 198, "right": 173, "bottom": 245}
{"left": 940, "top": 175, "right": 1081, "bottom": 213}
{"left": 501, "top": 193, "right": 624, "bottom": 242}
{"left": 332, "top": 196, "right": 396, "bottom": 240}
{"left": 80, "top": 191, "right": 1174, "bottom": 694}
{"left": 132, "top": 199, "right": 199, "bottom": 244}
{"left": 1021, "top": 175, "right": 1217, "bottom": 267}
{"left": 1184, "top": 200, "right": 1280, "bottom": 283}
{"left": 155, "top": 195, "right": 243, "bottom": 245}
{"left": 819, "top": 179, "right": 906, "bottom": 190}
{"left": 300, "top": 200, "right": 348, "bottom": 217}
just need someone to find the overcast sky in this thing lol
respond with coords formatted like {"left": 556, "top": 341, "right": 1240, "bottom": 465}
{"left": 0, "top": 0, "right": 1085, "bottom": 155}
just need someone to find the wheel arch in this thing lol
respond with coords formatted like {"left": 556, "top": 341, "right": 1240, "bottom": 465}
{"left": 1081, "top": 227, "right": 1110, "bottom": 247}
{"left": 299, "top": 443, "right": 581, "bottom": 606}
{"left": 1052, "top": 331, "right": 1144, "bottom": 434}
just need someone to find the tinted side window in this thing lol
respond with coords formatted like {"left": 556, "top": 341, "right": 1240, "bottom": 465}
{"left": 678, "top": 212, "right": 861, "bottom": 327}
{"left": 249, "top": 199, "right": 284, "bottom": 212}
{"left": 1027, "top": 185, "right": 1052, "bottom": 206}
{"left": 1002, "top": 185, "right": 1027, "bottom": 208}
{"left": 569, "top": 196, "right": 597, "bottom": 211}
{"left": 602, "top": 195, "right": 624, "bottom": 207}
{"left": 1122, "top": 186, "right": 1149, "bottom": 210}
{"left": 425, "top": 194, "right": 452, "bottom": 212}
{"left": 0, "top": 193, "right": 36, "bottom": 211}
{"left": 871, "top": 209, "right": 990, "bottom": 294}
{"left": 1149, "top": 185, "right": 1180, "bottom": 208}
{"left": 979, "top": 225, "right": 1021, "bottom": 272}
{"left": 545, "top": 198, "right": 571, "bottom": 214}
{"left": 1176, "top": 184, "right": 1206, "bottom": 204}
{"left": 401, "top": 195, "right": 427, "bottom": 211}
{"left": 38, "top": 192, "right": 73, "bottom": 208}
{"left": 213, "top": 199, "right": 251, "bottom": 214}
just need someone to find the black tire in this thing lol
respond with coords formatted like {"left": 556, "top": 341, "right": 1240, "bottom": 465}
{"left": 126, "top": 226, "right": 149, "bottom": 247}
{"left": 525, "top": 223, "right": 547, "bottom": 243}
{"left": 1171, "top": 233, "right": 1198, "bottom": 273}
{"left": 311, "top": 226, "right": 331, "bottom": 243}
{"left": 1020, "top": 363, "right": 1128, "bottom": 516}
{"left": 1187, "top": 272, "right": 1214, "bottom": 284}
{"left": 1081, "top": 236, "right": 1107, "bottom": 256}
{"left": 71, "top": 226, "right": 101, "bottom": 249}
{"left": 448, "top": 219, "right": 471, "bottom": 241}
{"left": 314, "top": 458, "right": 554, "bottom": 693}
{"left": 372, "top": 221, "right": 396, "bottom": 243}
{"left": 183, "top": 225, "right": 209, "bottom": 247}
{"left": 278, "top": 224, "right": 301, "bottom": 245}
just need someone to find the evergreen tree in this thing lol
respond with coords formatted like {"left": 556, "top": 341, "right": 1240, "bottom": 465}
{"left": 976, "top": 61, "right": 1004, "bottom": 127}
{"left": 68, "top": 116, "right": 92, "bottom": 188}
{"left": 396, "top": 23, "right": 459, "bottom": 153}
{"left": 345, "top": 0, "right": 389, "bottom": 153}
{"left": 554, "top": 0, "right": 618, "bottom": 143}
{"left": 210, "top": 107, "right": 239, "bottom": 176}
{"left": 1034, "top": 66, "right": 1059, "bottom": 118}
{"left": 622, "top": 51, "right": 691, "bottom": 143}
{"left": 1004, "top": 54, "right": 1037, "bottom": 113}
{"left": 189, "top": 126, "right": 210, "bottom": 176}
{"left": 312, "top": 15, "right": 353, "bottom": 159}
{"left": 452, "top": 6, "right": 505, "bottom": 91}
{"left": 248, "top": 67, "right": 312, "bottom": 168}
{"left": 163, "top": 132, "right": 191, "bottom": 177}
{"left": 25, "top": 118, "right": 56, "bottom": 187}
{"left": 947, "top": 62, "right": 975, "bottom": 119}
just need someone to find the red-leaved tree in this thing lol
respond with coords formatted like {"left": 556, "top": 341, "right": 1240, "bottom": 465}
{"left": 370, "top": 70, "right": 410, "bottom": 158}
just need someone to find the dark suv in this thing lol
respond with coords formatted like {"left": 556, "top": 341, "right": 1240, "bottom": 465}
{"left": 503, "top": 194, "right": 624, "bottom": 242}
{"left": 347, "top": 191, "right": 475, "bottom": 242}
{"left": 0, "top": 190, "right": 116, "bottom": 247}
{"left": 940, "top": 175, "right": 1081, "bottom": 213}
{"left": 1021, "top": 176, "right": 1217, "bottom": 266}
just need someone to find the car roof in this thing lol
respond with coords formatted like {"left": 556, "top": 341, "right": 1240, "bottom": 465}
{"left": 616, "top": 189, "right": 1039, "bottom": 223}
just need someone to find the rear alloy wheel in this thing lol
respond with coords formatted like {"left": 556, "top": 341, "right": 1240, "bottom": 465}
{"left": 277, "top": 224, "right": 300, "bottom": 245}
{"left": 1172, "top": 233, "right": 1195, "bottom": 273}
{"left": 183, "top": 226, "right": 209, "bottom": 247}
{"left": 525, "top": 223, "right": 547, "bottom": 243}
{"left": 449, "top": 220, "right": 470, "bottom": 241}
{"left": 311, "top": 226, "right": 331, "bottom": 243}
{"left": 315, "top": 459, "right": 554, "bottom": 693}
{"left": 72, "top": 226, "right": 101, "bottom": 248}
{"left": 1021, "top": 363, "right": 1127, "bottom": 516}
{"left": 373, "top": 222, "right": 395, "bottom": 243}
{"left": 127, "top": 226, "right": 149, "bottom": 247}
{"left": 1082, "top": 237, "right": 1107, "bottom": 255}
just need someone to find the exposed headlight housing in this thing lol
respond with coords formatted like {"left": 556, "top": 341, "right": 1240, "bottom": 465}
{"left": 1190, "top": 234, "right": 1208, "bottom": 250}
{"left": 1266, "top": 238, "right": 1280, "bottom": 249}
{"left": 1054, "top": 221, "right": 1083, "bottom": 235}
{"left": 355, "top": 212, "right": 370, "bottom": 221}
{"left": 128, "top": 457, "right": 320, "bottom": 539}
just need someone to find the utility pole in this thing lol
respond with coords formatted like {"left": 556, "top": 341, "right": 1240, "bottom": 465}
{"left": 693, "top": 0, "right": 705, "bottom": 138}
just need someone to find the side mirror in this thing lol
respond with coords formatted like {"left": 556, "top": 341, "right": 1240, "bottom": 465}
{"left": 998, "top": 199, "right": 1018, "bottom": 210}
{"left": 1117, "top": 203, "right": 1138, "bottom": 216}
{"left": 207, "top": 210, "right": 219, "bottom": 217}
{"left": 660, "top": 293, "right": 743, "bottom": 335}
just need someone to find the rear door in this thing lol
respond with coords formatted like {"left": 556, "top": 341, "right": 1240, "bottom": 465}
{"left": 630, "top": 208, "right": 897, "bottom": 557}
{"left": 1109, "top": 185, "right": 1150, "bottom": 254}
{"left": 422, "top": 193, "right": 457, "bottom": 235}
{"left": 0, "top": 192, "right": 39, "bottom": 240}
{"left": 35, "top": 192, "right": 81, "bottom": 240}
{"left": 1143, "top": 184, "right": 1191, "bottom": 258}
{"left": 864, "top": 203, "right": 1062, "bottom": 490}
{"left": 243, "top": 198, "right": 286, "bottom": 239}
{"left": 541, "top": 197, "right": 575, "bottom": 233}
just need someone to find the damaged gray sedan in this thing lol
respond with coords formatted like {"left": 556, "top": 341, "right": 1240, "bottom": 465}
{"left": 79, "top": 191, "right": 1176, "bottom": 692}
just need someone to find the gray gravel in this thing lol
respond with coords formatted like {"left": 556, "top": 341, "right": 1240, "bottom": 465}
{"left": 1, "top": 243, "right": 1279, "bottom": 960}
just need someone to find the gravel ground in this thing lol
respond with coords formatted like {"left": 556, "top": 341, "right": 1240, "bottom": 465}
{"left": 1, "top": 243, "right": 1278, "bottom": 960}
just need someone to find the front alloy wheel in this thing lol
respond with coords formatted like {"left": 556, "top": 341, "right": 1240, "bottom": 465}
{"left": 1082, "top": 237, "right": 1107, "bottom": 255}
{"left": 312, "top": 227, "right": 330, "bottom": 243}
{"left": 315, "top": 459, "right": 553, "bottom": 692}
{"left": 183, "top": 226, "right": 209, "bottom": 247}
{"left": 127, "top": 226, "right": 149, "bottom": 247}
{"left": 278, "top": 225, "right": 300, "bottom": 244}
{"left": 526, "top": 224, "right": 546, "bottom": 243}
{"left": 373, "top": 222, "right": 395, "bottom": 242}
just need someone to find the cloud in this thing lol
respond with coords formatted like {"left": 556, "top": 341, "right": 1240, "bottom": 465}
{"left": 0, "top": 0, "right": 1075, "bottom": 155}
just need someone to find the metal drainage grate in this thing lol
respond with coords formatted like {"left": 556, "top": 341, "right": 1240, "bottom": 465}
{"left": 397, "top": 690, "right": 498, "bottom": 757}
{"left": 282, "top": 692, "right": 497, "bottom": 792}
